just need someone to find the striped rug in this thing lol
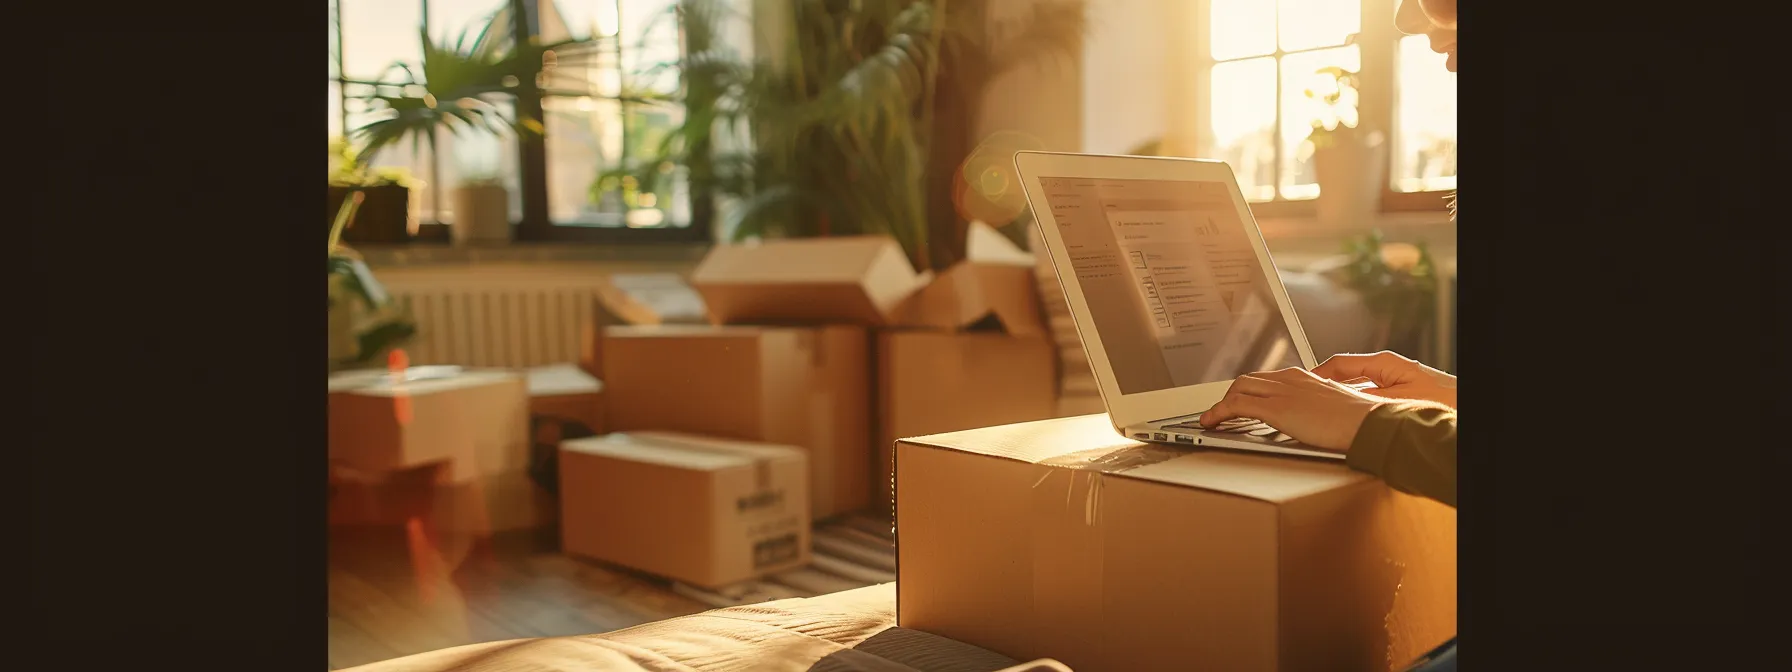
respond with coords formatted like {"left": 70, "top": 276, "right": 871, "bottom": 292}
{"left": 671, "top": 513, "right": 898, "bottom": 608}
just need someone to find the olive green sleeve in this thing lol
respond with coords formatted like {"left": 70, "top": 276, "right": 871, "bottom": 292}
{"left": 1346, "top": 400, "right": 1457, "bottom": 508}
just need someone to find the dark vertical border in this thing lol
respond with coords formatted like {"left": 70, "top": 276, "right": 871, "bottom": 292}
{"left": 1466, "top": 2, "right": 1777, "bottom": 668}
{"left": 33, "top": 2, "right": 318, "bottom": 668}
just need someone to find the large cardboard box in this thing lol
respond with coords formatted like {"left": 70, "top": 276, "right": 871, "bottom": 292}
{"left": 602, "top": 325, "right": 871, "bottom": 519}
{"left": 328, "top": 462, "right": 553, "bottom": 534}
{"left": 559, "top": 431, "right": 811, "bottom": 588}
{"left": 873, "top": 331, "right": 1057, "bottom": 519}
{"left": 897, "top": 414, "right": 1457, "bottom": 672}
{"left": 691, "top": 236, "right": 929, "bottom": 326}
{"left": 328, "top": 367, "right": 530, "bottom": 482}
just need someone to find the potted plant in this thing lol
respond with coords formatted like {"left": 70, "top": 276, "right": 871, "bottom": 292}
{"left": 1300, "top": 59, "right": 1386, "bottom": 229}
{"left": 607, "top": 0, "right": 1085, "bottom": 272}
{"left": 343, "top": 0, "right": 609, "bottom": 246}
{"left": 1335, "top": 230, "right": 1437, "bottom": 360}
{"left": 328, "top": 192, "right": 419, "bottom": 370}
{"left": 328, "top": 138, "right": 416, "bottom": 244}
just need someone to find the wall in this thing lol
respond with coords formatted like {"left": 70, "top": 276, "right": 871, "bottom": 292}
{"left": 1079, "top": 0, "right": 1169, "bottom": 155}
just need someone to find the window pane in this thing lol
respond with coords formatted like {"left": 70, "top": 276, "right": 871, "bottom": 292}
{"left": 1278, "top": 45, "right": 1360, "bottom": 200}
{"left": 1393, "top": 35, "right": 1456, "bottom": 192}
{"left": 1210, "top": 0, "right": 1276, "bottom": 60}
{"left": 329, "top": 80, "right": 343, "bottom": 140}
{"left": 428, "top": 0, "right": 508, "bottom": 46}
{"left": 1279, "top": 0, "right": 1360, "bottom": 52}
{"left": 620, "top": 0, "right": 682, "bottom": 95}
{"left": 1210, "top": 57, "right": 1278, "bottom": 201}
{"left": 549, "top": 0, "right": 622, "bottom": 41}
{"left": 545, "top": 96, "right": 626, "bottom": 225}
{"left": 346, "top": 82, "right": 437, "bottom": 225}
{"left": 437, "top": 97, "right": 523, "bottom": 225}
{"left": 339, "top": 0, "right": 422, "bottom": 82}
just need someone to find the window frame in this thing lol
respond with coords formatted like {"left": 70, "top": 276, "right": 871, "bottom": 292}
{"left": 329, "top": 0, "right": 714, "bottom": 246}
{"left": 1191, "top": 0, "right": 1454, "bottom": 217}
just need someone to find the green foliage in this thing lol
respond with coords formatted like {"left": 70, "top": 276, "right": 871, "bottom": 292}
{"left": 609, "top": 0, "right": 1085, "bottom": 271}
{"left": 328, "top": 193, "right": 417, "bottom": 366}
{"left": 1340, "top": 230, "right": 1436, "bottom": 354}
{"left": 343, "top": 0, "right": 623, "bottom": 167}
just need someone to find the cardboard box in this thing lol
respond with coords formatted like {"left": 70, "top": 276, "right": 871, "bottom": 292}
{"left": 329, "top": 462, "right": 553, "bottom": 534}
{"left": 559, "top": 431, "right": 811, "bottom": 588}
{"left": 691, "top": 235, "right": 928, "bottom": 326}
{"left": 602, "top": 324, "right": 871, "bottom": 519}
{"left": 897, "top": 222, "right": 1045, "bottom": 337}
{"left": 579, "top": 274, "right": 709, "bottom": 377}
{"left": 524, "top": 364, "right": 606, "bottom": 436}
{"left": 328, "top": 367, "right": 530, "bottom": 483}
{"left": 873, "top": 331, "right": 1057, "bottom": 518}
{"left": 897, "top": 414, "right": 1457, "bottom": 672}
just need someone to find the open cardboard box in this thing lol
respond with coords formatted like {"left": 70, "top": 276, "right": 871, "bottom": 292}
{"left": 692, "top": 236, "right": 928, "bottom": 326}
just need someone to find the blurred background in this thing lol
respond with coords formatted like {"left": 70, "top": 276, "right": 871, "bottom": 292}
{"left": 325, "top": 1, "right": 1455, "bottom": 668}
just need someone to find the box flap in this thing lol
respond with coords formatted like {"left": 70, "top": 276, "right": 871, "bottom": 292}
{"left": 597, "top": 273, "right": 709, "bottom": 325}
{"left": 691, "top": 236, "right": 927, "bottom": 325}
{"left": 523, "top": 363, "right": 603, "bottom": 396}
{"left": 963, "top": 220, "right": 1036, "bottom": 266}
{"left": 893, "top": 223, "right": 1044, "bottom": 335}
{"left": 901, "top": 413, "right": 1373, "bottom": 503}
{"left": 561, "top": 431, "right": 803, "bottom": 471}
{"left": 328, "top": 367, "right": 520, "bottom": 397}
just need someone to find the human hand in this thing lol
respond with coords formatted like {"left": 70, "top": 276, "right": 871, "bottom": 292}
{"left": 1312, "top": 351, "right": 1457, "bottom": 409}
{"left": 1199, "top": 367, "right": 1385, "bottom": 452}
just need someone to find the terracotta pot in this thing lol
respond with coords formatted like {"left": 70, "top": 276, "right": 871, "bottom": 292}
{"left": 451, "top": 184, "right": 512, "bottom": 246}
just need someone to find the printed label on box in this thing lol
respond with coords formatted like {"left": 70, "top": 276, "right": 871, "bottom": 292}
{"left": 752, "top": 532, "right": 802, "bottom": 568}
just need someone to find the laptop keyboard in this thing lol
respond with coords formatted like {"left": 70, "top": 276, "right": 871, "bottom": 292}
{"left": 1163, "top": 416, "right": 1300, "bottom": 443}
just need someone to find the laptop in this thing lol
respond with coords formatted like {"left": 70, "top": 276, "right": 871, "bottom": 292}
{"left": 1013, "top": 151, "right": 1357, "bottom": 460}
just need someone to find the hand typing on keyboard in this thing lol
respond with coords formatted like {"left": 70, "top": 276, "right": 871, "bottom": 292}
{"left": 1196, "top": 367, "right": 1386, "bottom": 452}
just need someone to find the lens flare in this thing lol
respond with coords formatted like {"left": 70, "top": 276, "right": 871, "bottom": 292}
{"left": 953, "top": 130, "right": 1045, "bottom": 225}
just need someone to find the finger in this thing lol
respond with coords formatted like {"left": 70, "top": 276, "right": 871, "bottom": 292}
{"left": 1312, "top": 351, "right": 1410, "bottom": 384}
{"left": 1255, "top": 366, "right": 1314, "bottom": 383}
{"left": 1202, "top": 393, "right": 1282, "bottom": 428}
{"left": 1223, "top": 374, "right": 1285, "bottom": 398}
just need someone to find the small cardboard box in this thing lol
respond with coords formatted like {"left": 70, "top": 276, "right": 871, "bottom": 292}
{"left": 524, "top": 364, "right": 606, "bottom": 436}
{"left": 897, "top": 414, "right": 1457, "bottom": 672}
{"left": 602, "top": 324, "right": 871, "bottom": 520}
{"left": 873, "top": 331, "right": 1057, "bottom": 518}
{"left": 328, "top": 463, "right": 553, "bottom": 534}
{"left": 328, "top": 367, "right": 530, "bottom": 482}
{"left": 559, "top": 431, "right": 811, "bottom": 588}
{"left": 691, "top": 235, "right": 928, "bottom": 326}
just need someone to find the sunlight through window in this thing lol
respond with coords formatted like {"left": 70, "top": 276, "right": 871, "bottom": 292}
{"left": 1394, "top": 34, "right": 1457, "bottom": 193}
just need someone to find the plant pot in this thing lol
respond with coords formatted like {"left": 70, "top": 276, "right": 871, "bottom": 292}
{"left": 1312, "top": 129, "right": 1386, "bottom": 230}
{"left": 451, "top": 184, "right": 512, "bottom": 246}
{"left": 329, "top": 184, "right": 411, "bottom": 245}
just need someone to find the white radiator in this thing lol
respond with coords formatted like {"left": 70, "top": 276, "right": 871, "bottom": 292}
{"left": 375, "top": 269, "right": 614, "bottom": 368}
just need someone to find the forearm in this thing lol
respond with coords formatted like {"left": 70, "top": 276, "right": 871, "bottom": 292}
{"left": 1346, "top": 400, "right": 1458, "bottom": 508}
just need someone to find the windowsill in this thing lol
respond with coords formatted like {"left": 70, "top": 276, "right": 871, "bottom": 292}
{"left": 353, "top": 240, "right": 713, "bottom": 268}
{"left": 1257, "top": 211, "right": 1457, "bottom": 270}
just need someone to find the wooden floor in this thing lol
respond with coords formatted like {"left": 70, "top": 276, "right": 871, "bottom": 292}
{"left": 328, "top": 515, "right": 899, "bottom": 670}
{"left": 327, "top": 526, "right": 710, "bottom": 670}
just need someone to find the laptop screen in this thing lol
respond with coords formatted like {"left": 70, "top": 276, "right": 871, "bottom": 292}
{"left": 1038, "top": 176, "right": 1303, "bottom": 396}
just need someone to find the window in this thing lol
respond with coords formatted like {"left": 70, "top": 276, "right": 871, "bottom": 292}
{"left": 328, "top": 0, "right": 710, "bottom": 243}
{"left": 1201, "top": 0, "right": 1455, "bottom": 213}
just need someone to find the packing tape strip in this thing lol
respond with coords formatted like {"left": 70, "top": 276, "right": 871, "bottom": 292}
{"left": 1027, "top": 442, "right": 1185, "bottom": 663}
